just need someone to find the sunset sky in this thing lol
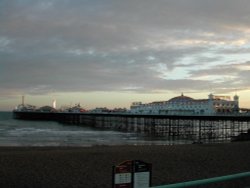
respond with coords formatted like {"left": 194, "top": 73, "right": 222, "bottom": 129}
{"left": 1, "top": 0, "right": 250, "bottom": 110}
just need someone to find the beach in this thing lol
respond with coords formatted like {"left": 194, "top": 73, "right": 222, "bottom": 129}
{"left": 0, "top": 142, "right": 250, "bottom": 188}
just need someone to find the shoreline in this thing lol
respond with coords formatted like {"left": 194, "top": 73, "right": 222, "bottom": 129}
{"left": 0, "top": 142, "right": 250, "bottom": 187}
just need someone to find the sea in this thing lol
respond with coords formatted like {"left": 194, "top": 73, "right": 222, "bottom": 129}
{"left": 0, "top": 112, "right": 189, "bottom": 146}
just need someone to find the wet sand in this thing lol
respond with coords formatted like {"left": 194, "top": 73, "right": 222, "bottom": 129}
{"left": 0, "top": 142, "right": 250, "bottom": 188}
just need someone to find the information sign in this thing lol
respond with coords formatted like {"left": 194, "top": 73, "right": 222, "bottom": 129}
{"left": 133, "top": 160, "right": 152, "bottom": 188}
{"left": 134, "top": 172, "right": 150, "bottom": 188}
{"left": 112, "top": 160, "right": 151, "bottom": 188}
{"left": 113, "top": 160, "right": 133, "bottom": 188}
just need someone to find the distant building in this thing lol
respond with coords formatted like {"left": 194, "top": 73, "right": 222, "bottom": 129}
{"left": 90, "top": 107, "right": 111, "bottom": 113}
{"left": 62, "top": 104, "right": 86, "bottom": 113}
{"left": 14, "top": 104, "right": 36, "bottom": 112}
{"left": 69, "top": 104, "right": 86, "bottom": 113}
{"left": 38, "top": 106, "right": 57, "bottom": 112}
{"left": 112, "top": 108, "right": 127, "bottom": 113}
{"left": 90, "top": 107, "right": 127, "bottom": 113}
{"left": 130, "top": 93, "right": 239, "bottom": 115}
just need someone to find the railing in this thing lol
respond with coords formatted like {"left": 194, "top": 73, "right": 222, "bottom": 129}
{"left": 152, "top": 171, "right": 250, "bottom": 188}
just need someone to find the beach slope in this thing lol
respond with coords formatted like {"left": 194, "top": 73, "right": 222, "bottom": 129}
{"left": 0, "top": 142, "right": 250, "bottom": 187}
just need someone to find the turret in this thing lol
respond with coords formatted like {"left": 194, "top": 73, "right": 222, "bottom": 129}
{"left": 233, "top": 94, "right": 239, "bottom": 113}
{"left": 234, "top": 94, "right": 239, "bottom": 102}
{"left": 208, "top": 93, "right": 213, "bottom": 100}
{"left": 208, "top": 93, "right": 215, "bottom": 114}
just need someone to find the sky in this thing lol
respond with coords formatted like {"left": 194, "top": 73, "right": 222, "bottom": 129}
{"left": 1, "top": 0, "right": 250, "bottom": 110}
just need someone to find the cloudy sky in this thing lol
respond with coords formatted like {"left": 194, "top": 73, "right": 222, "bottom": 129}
{"left": 1, "top": 0, "right": 250, "bottom": 110}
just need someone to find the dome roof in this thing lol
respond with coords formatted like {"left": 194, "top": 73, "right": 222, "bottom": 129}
{"left": 39, "top": 106, "right": 56, "bottom": 112}
{"left": 168, "top": 94, "right": 194, "bottom": 103}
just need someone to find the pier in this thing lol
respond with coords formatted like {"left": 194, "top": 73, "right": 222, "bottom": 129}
{"left": 13, "top": 111, "right": 250, "bottom": 143}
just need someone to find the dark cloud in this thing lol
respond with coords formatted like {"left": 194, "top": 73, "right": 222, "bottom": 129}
{"left": 1, "top": 0, "right": 250, "bottom": 98}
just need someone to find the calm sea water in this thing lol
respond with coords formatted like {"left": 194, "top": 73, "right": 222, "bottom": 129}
{"left": 0, "top": 112, "right": 189, "bottom": 146}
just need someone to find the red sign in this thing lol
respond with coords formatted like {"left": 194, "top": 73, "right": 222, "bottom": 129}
{"left": 113, "top": 161, "right": 133, "bottom": 188}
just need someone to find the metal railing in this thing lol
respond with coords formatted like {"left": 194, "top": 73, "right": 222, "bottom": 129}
{"left": 152, "top": 171, "right": 250, "bottom": 188}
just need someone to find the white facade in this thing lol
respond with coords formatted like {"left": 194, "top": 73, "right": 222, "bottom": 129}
{"left": 130, "top": 93, "right": 239, "bottom": 115}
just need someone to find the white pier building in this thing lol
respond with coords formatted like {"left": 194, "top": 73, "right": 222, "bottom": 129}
{"left": 130, "top": 93, "right": 239, "bottom": 115}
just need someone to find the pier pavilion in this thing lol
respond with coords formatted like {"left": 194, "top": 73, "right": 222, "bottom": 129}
{"left": 130, "top": 93, "right": 239, "bottom": 115}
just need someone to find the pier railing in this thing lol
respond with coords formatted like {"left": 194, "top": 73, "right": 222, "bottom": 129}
{"left": 152, "top": 171, "right": 250, "bottom": 188}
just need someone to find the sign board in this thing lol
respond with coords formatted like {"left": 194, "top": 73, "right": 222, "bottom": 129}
{"left": 112, "top": 160, "right": 151, "bottom": 188}
{"left": 133, "top": 160, "right": 152, "bottom": 188}
{"left": 134, "top": 172, "right": 150, "bottom": 188}
{"left": 113, "top": 160, "right": 133, "bottom": 188}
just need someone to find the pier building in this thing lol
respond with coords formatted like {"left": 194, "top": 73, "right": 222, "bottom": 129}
{"left": 130, "top": 93, "right": 239, "bottom": 115}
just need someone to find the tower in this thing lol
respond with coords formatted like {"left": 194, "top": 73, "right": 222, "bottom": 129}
{"left": 233, "top": 94, "right": 239, "bottom": 113}
{"left": 208, "top": 93, "right": 215, "bottom": 114}
{"left": 22, "top": 95, "right": 25, "bottom": 105}
{"left": 234, "top": 94, "right": 239, "bottom": 102}
{"left": 208, "top": 93, "right": 213, "bottom": 100}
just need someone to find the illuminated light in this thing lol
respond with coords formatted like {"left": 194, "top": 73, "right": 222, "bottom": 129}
{"left": 52, "top": 99, "right": 56, "bottom": 109}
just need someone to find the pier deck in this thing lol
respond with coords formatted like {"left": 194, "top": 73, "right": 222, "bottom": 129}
{"left": 13, "top": 111, "right": 250, "bottom": 143}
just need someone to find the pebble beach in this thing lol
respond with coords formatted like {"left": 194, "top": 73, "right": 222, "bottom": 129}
{"left": 0, "top": 142, "right": 250, "bottom": 188}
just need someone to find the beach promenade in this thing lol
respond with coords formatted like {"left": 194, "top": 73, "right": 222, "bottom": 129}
{"left": 0, "top": 142, "right": 250, "bottom": 188}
